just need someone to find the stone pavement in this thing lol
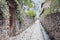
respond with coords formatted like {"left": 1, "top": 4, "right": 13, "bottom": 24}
{"left": 9, "top": 20, "right": 44, "bottom": 40}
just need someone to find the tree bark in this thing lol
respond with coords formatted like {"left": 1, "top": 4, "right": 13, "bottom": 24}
{"left": 8, "top": 0, "right": 17, "bottom": 36}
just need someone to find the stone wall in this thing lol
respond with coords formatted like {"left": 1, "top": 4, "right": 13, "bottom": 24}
{"left": 0, "top": 0, "right": 10, "bottom": 40}
{"left": 40, "top": 0, "right": 60, "bottom": 40}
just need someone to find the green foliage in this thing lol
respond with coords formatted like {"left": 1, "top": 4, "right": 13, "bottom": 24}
{"left": 15, "top": 0, "right": 34, "bottom": 8}
{"left": 16, "top": 0, "right": 20, "bottom": 1}
{"left": 27, "top": 10, "right": 36, "bottom": 17}
{"left": 44, "top": 0, "right": 60, "bottom": 17}
{"left": 15, "top": 0, "right": 24, "bottom": 23}
{"left": 15, "top": 0, "right": 34, "bottom": 23}
{"left": 0, "top": 0, "right": 10, "bottom": 19}
{"left": 24, "top": 0, "right": 32, "bottom": 4}
{"left": 16, "top": 5, "right": 24, "bottom": 23}
{"left": 28, "top": 3, "right": 34, "bottom": 8}
{"left": 24, "top": 0, "right": 34, "bottom": 8}
{"left": 15, "top": 0, "right": 20, "bottom": 4}
{"left": 44, "top": 8, "right": 51, "bottom": 17}
{"left": 50, "top": 0, "right": 60, "bottom": 13}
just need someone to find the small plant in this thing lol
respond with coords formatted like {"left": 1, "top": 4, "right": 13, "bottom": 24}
{"left": 27, "top": 10, "right": 36, "bottom": 17}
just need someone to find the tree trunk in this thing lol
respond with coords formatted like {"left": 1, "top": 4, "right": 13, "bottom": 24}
{"left": 8, "top": 0, "right": 17, "bottom": 36}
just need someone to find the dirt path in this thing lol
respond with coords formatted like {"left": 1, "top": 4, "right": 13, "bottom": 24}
{"left": 9, "top": 20, "right": 44, "bottom": 40}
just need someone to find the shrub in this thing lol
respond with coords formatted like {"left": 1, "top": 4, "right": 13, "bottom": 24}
{"left": 27, "top": 10, "right": 36, "bottom": 17}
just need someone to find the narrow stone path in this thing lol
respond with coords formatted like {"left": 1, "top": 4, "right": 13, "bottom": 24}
{"left": 9, "top": 20, "right": 44, "bottom": 40}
